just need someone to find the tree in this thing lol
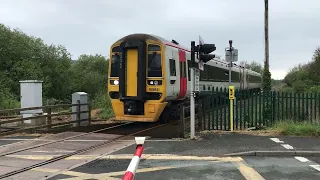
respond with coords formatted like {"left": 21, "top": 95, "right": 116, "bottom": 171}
{"left": 281, "top": 47, "right": 320, "bottom": 92}
{"left": 69, "top": 54, "right": 109, "bottom": 99}
{"left": 241, "top": 61, "right": 263, "bottom": 74}
{"left": 0, "top": 23, "right": 72, "bottom": 105}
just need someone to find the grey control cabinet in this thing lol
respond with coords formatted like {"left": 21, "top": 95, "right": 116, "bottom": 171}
{"left": 19, "top": 80, "right": 44, "bottom": 125}
{"left": 72, "top": 92, "right": 89, "bottom": 127}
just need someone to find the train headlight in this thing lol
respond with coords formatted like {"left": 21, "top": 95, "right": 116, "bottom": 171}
{"left": 147, "top": 80, "right": 162, "bottom": 85}
{"left": 114, "top": 80, "right": 119, "bottom": 85}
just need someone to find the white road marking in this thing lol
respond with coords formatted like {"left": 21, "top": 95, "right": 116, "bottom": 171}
{"left": 64, "top": 140, "right": 108, "bottom": 142}
{"left": 117, "top": 139, "right": 184, "bottom": 142}
{"left": 310, "top": 165, "right": 320, "bottom": 172}
{"left": 281, "top": 144, "right": 294, "bottom": 149}
{"left": 31, "top": 150, "right": 75, "bottom": 153}
{"left": 0, "top": 138, "right": 53, "bottom": 141}
{"left": 269, "top": 138, "right": 284, "bottom": 143}
{"left": 294, "top": 156, "right": 310, "bottom": 162}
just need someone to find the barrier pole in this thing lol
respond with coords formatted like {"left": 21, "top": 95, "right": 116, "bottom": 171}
{"left": 122, "top": 137, "right": 146, "bottom": 180}
{"left": 229, "top": 86, "right": 234, "bottom": 132}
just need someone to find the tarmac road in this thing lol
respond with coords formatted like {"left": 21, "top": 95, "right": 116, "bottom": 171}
{"left": 0, "top": 130, "right": 319, "bottom": 180}
{"left": 46, "top": 154, "right": 320, "bottom": 180}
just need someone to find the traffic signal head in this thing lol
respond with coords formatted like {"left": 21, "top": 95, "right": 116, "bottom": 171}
{"left": 198, "top": 44, "right": 216, "bottom": 54}
{"left": 199, "top": 54, "right": 215, "bottom": 62}
{"left": 198, "top": 43, "right": 216, "bottom": 63}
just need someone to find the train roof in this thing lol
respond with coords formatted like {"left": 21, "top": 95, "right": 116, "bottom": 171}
{"left": 114, "top": 33, "right": 261, "bottom": 76}
{"left": 115, "top": 33, "right": 190, "bottom": 52}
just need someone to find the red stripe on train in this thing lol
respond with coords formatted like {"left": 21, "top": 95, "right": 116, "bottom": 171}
{"left": 178, "top": 50, "right": 187, "bottom": 99}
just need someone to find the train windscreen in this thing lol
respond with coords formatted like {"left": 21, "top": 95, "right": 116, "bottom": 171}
{"left": 110, "top": 54, "right": 120, "bottom": 77}
{"left": 147, "top": 44, "right": 162, "bottom": 77}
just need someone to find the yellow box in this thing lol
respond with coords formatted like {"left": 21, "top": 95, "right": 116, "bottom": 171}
{"left": 229, "top": 86, "right": 235, "bottom": 100}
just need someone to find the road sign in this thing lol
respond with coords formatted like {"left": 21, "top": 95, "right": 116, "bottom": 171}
{"left": 225, "top": 48, "right": 238, "bottom": 62}
{"left": 194, "top": 68, "right": 200, "bottom": 92}
{"left": 199, "top": 35, "right": 204, "bottom": 46}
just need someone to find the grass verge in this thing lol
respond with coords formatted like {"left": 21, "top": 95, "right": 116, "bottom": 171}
{"left": 270, "top": 120, "right": 320, "bottom": 137}
{"left": 91, "top": 91, "right": 114, "bottom": 120}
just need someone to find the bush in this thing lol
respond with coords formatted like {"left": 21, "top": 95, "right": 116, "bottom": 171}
{"left": 307, "top": 86, "right": 320, "bottom": 94}
{"left": 0, "top": 88, "right": 20, "bottom": 109}
{"left": 280, "top": 86, "right": 294, "bottom": 93}
{"left": 91, "top": 91, "right": 114, "bottom": 119}
{"left": 0, "top": 23, "right": 111, "bottom": 117}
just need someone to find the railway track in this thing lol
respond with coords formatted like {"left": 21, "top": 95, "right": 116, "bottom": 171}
{"left": 0, "top": 121, "right": 168, "bottom": 179}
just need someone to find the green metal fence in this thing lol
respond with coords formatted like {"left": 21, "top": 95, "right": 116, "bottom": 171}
{"left": 200, "top": 88, "right": 320, "bottom": 131}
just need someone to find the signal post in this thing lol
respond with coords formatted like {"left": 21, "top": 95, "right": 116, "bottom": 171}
{"left": 190, "top": 36, "right": 216, "bottom": 139}
{"left": 225, "top": 40, "right": 238, "bottom": 132}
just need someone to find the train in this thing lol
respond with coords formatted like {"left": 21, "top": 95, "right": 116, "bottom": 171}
{"left": 107, "top": 33, "right": 262, "bottom": 122}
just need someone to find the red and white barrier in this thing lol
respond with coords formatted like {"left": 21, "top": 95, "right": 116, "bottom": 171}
{"left": 122, "top": 137, "right": 146, "bottom": 180}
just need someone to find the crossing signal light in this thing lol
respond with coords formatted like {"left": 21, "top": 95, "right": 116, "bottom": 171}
{"left": 198, "top": 43, "right": 216, "bottom": 63}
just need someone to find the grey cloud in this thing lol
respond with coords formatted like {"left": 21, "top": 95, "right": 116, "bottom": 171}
{"left": 1, "top": 0, "right": 320, "bottom": 79}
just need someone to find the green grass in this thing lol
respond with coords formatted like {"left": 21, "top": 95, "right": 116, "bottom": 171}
{"left": 91, "top": 91, "right": 114, "bottom": 120}
{"left": 97, "top": 108, "right": 114, "bottom": 119}
{"left": 271, "top": 120, "right": 320, "bottom": 137}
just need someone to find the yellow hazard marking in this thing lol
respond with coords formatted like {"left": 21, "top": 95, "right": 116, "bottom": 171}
{"left": 31, "top": 167, "right": 89, "bottom": 177}
{"left": 30, "top": 157, "right": 264, "bottom": 180}
{"left": 62, "top": 177, "right": 121, "bottom": 180}
{"left": 7, "top": 154, "right": 243, "bottom": 162}
{"left": 31, "top": 166, "right": 177, "bottom": 180}
{"left": 234, "top": 158, "right": 265, "bottom": 180}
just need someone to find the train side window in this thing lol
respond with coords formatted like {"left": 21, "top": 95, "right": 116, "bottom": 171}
{"left": 200, "top": 65, "right": 207, "bottom": 80}
{"left": 206, "top": 65, "right": 214, "bottom": 80}
{"left": 179, "top": 61, "right": 187, "bottom": 78}
{"left": 183, "top": 62, "right": 186, "bottom": 78}
{"left": 169, "top": 59, "right": 176, "bottom": 76}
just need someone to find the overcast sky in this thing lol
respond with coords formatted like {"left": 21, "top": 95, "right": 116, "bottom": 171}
{"left": 1, "top": 0, "right": 320, "bottom": 79}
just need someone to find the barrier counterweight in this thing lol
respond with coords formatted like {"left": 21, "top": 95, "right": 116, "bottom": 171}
{"left": 122, "top": 137, "right": 146, "bottom": 180}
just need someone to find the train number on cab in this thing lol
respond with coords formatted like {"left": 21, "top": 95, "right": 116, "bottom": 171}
{"left": 148, "top": 87, "right": 160, "bottom": 91}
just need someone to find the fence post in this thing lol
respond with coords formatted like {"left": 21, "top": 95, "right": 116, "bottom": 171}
{"left": 76, "top": 100, "right": 81, "bottom": 127}
{"left": 47, "top": 107, "right": 52, "bottom": 130}
{"left": 122, "top": 137, "right": 146, "bottom": 180}
{"left": 180, "top": 104, "right": 185, "bottom": 138}
{"left": 88, "top": 104, "right": 91, "bottom": 126}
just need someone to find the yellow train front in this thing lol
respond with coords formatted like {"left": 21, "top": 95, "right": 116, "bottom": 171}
{"left": 108, "top": 34, "right": 169, "bottom": 122}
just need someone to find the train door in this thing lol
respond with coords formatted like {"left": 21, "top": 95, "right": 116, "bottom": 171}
{"left": 177, "top": 50, "right": 187, "bottom": 99}
{"left": 167, "top": 48, "right": 177, "bottom": 98}
{"left": 126, "top": 49, "right": 138, "bottom": 96}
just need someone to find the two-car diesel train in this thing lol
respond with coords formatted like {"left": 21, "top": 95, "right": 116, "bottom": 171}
{"left": 107, "top": 33, "right": 262, "bottom": 122}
